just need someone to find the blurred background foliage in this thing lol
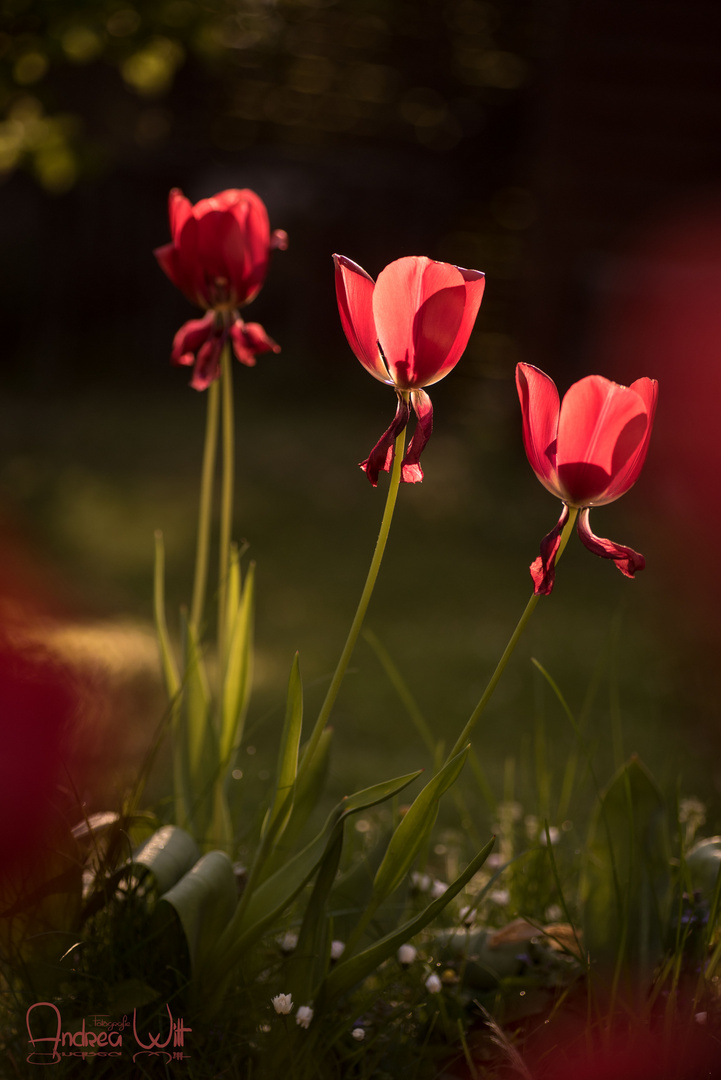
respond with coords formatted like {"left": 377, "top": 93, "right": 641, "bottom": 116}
{"left": 2, "top": 0, "right": 721, "bottom": 827}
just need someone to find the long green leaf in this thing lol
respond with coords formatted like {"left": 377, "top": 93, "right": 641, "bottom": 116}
{"left": 320, "top": 835, "right": 496, "bottom": 1004}
{"left": 580, "top": 755, "right": 671, "bottom": 999}
{"left": 153, "top": 530, "right": 179, "bottom": 699}
{"left": 220, "top": 559, "right": 255, "bottom": 764}
{"left": 262, "top": 653, "right": 303, "bottom": 846}
{"left": 202, "top": 770, "right": 422, "bottom": 990}
{"left": 371, "top": 746, "right": 470, "bottom": 907}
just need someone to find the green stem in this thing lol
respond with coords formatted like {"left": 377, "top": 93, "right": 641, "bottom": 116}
{"left": 299, "top": 423, "right": 407, "bottom": 776}
{"left": 190, "top": 379, "right": 220, "bottom": 634}
{"left": 218, "top": 342, "right": 235, "bottom": 668}
{"left": 445, "top": 506, "right": 579, "bottom": 764}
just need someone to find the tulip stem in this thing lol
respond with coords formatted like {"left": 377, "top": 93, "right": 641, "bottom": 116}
{"left": 299, "top": 425, "right": 406, "bottom": 776}
{"left": 446, "top": 506, "right": 579, "bottom": 763}
{"left": 190, "top": 377, "right": 220, "bottom": 634}
{"left": 218, "top": 342, "right": 235, "bottom": 669}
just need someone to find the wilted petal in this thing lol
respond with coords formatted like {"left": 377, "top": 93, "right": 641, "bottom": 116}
{"left": 334, "top": 255, "right": 388, "bottom": 383}
{"left": 401, "top": 389, "right": 433, "bottom": 483}
{"left": 191, "top": 335, "right": 223, "bottom": 391}
{"left": 577, "top": 507, "right": 645, "bottom": 578}
{"left": 530, "top": 504, "right": 570, "bottom": 595}
{"left": 516, "top": 363, "right": 561, "bottom": 495}
{"left": 360, "top": 393, "right": 412, "bottom": 486}
{"left": 230, "top": 318, "right": 280, "bottom": 367}
{"left": 556, "top": 376, "right": 649, "bottom": 505}
{"left": 171, "top": 313, "right": 215, "bottom": 366}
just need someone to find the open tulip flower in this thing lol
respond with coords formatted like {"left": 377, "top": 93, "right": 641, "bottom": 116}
{"left": 516, "top": 362, "right": 658, "bottom": 595}
{"left": 334, "top": 254, "right": 485, "bottom": 484}
{"left": 155, "top": 188, "right": 288, "bottom": 389}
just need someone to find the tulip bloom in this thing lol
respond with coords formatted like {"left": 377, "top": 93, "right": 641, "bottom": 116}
{"left": 334, "top": 255, "right": 485, "bottom": 484}
{"left": 155, "top": 188, "right": 287, "bottom": 389}
{"left": 516, "top": 362, "right": 657, "bottom": 594}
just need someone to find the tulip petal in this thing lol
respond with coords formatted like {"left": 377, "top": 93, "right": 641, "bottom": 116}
{"left": 401, "top": 389, "right": 433, "bottom": 483}
{"left": 530, "top": 504, "right": 569, "bottom": 595}
{"left": 334, "top": 255, "right": 388, "bottom": 383}
{"left": 577, "top": 508, "right": 645, "bottom": 578}
{"left": 230, "top": 319, "right": 280, "bottom": 367}
{"left": 516, "top": 363, "right": 562, "bottom": 495}
{"left": 360, "top": 393, "right": 412, "bottom": 486}
{"left": 435, "top": 267, "right": 486, "bottom": 381}
{"left": 191, "top": 335, "right": 224, "bottom": 391}
{"left": 373, "top": 258, "right": 466, "bottom": 388}
{"left": 601, "top": 378, "right": 659, "bottom": 503}
{"left": 171, "top": 313, "right": 215, "bottom": 366}
{"left": 556, "top": 376, "right": 648, "bottom": 505}
{"left": 168, "top": 188, "right": 193, "bottom": 241}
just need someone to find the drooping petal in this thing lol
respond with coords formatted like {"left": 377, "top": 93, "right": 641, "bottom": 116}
{"left": 360, "top": 393, "right": 412, "bottom": 486}
{"left": 530, "top": 503, "right": 570, "bottom": 596}
{"left": 372, "top": 257, "right": 466, "bottom": 388}
{"left": 576, "top": 507, "right": 645, "bottom": 578}
{"left": 556, "top": 376, "right": 649, "bottom": 505}
{"left": 401, "top": 389, "right": 433, "bottom": 483}
{"left": 191, "top": 334, "right": 224, "bottom": 391}
{"left": 230, "top": 318, "right": 280, "bottom": 367}
{"left": 334, "top": 255, "right": 388, "bottom": 383}
{"left": 170, "top": 312, "right": 215, "bottom": 366}
{"left": 516, "top": 363, "right": 562, "bottom": 495}
{"left": 601, "top": 378, "right": 659, "bottom": 503}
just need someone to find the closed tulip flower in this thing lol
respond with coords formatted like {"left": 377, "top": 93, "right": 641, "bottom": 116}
{"left": 155, "top": 187, "right": 287, "bottom": 389}
{"left": 516, "top": 362, "right": 658, "bottom": 595}
{"left": 334, "top": 254, "right": 485, "bottom": 485}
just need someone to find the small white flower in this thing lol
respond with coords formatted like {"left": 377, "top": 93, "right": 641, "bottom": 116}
{"left": 545, "top": 904, "right": 563, "bottom": 922}
{"left": 272, "top": 993, "right": 293, "bottom": 1015}
{"left": 330, "top": 939, "right": 345, "bottom": 960}
{"left": 539, "top": 826, "right": 560, "bottom": 846}
{"left": 259, "top": 1023, "right": 271, "bottom": 1033}
{"left": 279, "top": 931, "right": 298, "bottom": 952}
{"left": 397, "top": 943, "right": 417, "bottom": 965}
{"left": 425, "top": 973, "right": 442, "bottom": 994}
{"left": 295, "top": 1005, "right": 313, "bottom": 1028}
{"left": 431, "top": 879, "right": 448, "bottom": 899}
{"left": 352, "top": 1027, "right": 365, "bottom": 1041}
{"left": 411, "top": 871, "right": 431, "bottom": 892}
{"left": 486, "top": 853, "right": 503, "bottom": 869}
{"left": 490, "top": 889, "right": 510, "bottom": 907}
{"left": 695, "top": 1012, "right": 708, "bottom": 1025}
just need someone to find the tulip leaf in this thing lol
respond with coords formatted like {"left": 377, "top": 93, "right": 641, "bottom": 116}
{"left": 319, "top": 834, "right": 496, "bottom": 1005}
{"left": 153, "top": 530, "right": 180, "bottom": 700}
{"left": 157, "top": 850, "right": 237, "bottom": 972}
{"left": 580, "top": 755, "right": 671, "bottom": 994}
{"left": 259, "top": 725, "right": 333, "bottom": 884}
{"left": 287, "top": 829, "right": 344, "bottom": 1004}
{"left": 220, "top": 557, "right": 255, "bottom": 765}
{"left": 370, "top": 746, "right": 470, "bottom": 909}
{"left": 202, "top": 770, "right": 422, "bottom": 991}
{"left": 133, "top": 825, "right": 201, "bottom": 896}
{"left": 262, "top": 653, "right": 303, "bottom": 848}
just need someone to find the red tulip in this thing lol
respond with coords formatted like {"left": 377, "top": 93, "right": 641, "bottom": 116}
{"left": 334, "top": 255, "right": 485, "bottom": 484}
{"left": 516, "top": 362, "right": 658, "bottom": 594}
{"left": 155, "top": 188, "right": 287, "bottom": 389}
